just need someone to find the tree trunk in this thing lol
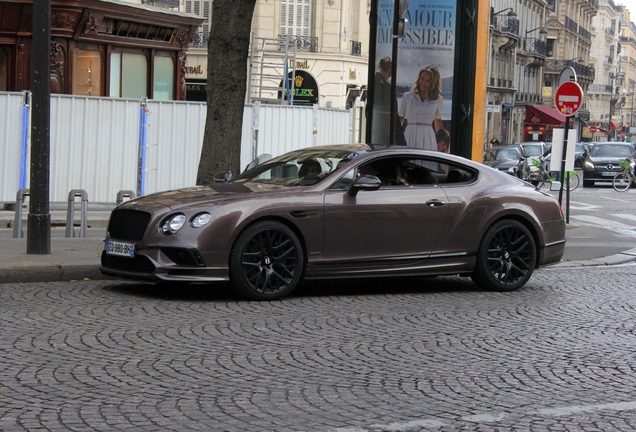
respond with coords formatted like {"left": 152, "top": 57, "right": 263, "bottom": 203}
{"left": 196, "top": 0, "right": 257, "bottom": 185}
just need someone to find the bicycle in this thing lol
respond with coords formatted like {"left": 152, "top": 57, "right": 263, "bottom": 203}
{"left": 612, "top": 158, "right": 636, "bottom": 192}
{"left": 527, "top": 158, "right": 580, "bottom": 191}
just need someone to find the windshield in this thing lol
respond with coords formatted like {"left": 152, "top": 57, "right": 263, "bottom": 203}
{"left": 233, "top": 148, "right": 364, "bottom": 186}
{"left": 484, "top": 148, "right": 519, "bottom": 161}
{"left": 521, "top": 145, "right": 543, "bottom": 156}
{"left": 591, "top": 144, "right": 633, "bottom": 157}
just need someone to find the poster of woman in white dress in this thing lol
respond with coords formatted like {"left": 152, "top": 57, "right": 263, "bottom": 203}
{"left": 372, "top": 0, "right": 456, "bottom": 152}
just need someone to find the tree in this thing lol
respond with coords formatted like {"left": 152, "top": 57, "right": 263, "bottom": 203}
{"left": 196, "top": 0, "right": 257, "bottom": 185}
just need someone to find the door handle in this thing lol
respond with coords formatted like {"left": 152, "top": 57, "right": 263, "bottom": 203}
{"left": 426, "top": 199, "right": 445, "bottom": 207}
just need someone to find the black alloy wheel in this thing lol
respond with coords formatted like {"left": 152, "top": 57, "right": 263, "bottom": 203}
{"left": 229, "top": 220, "right": 304, "bottom": 300}
{"left": 471, "top": 220, "right": 537, "bottom": 291}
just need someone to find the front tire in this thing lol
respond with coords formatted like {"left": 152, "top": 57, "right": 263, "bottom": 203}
{"left": 471, "top": 220, "right": 536, "bottom": 292}
{"left": 229, "top": 221, "right": 304, "bottom": 300}
{"left": 613, "top": 172, "right": 631, "bottom": 192}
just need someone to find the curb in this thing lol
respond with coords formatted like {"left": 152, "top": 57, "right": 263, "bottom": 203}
{"left": 552, "top": 248, "right": 636, "bottom": 268}
{"left": 0, "top": 264, "right": 107, "bottom": 284}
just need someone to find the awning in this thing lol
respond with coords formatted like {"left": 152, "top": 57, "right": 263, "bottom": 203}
{"left": 526, "top": 105, "right": 566, "bottom": 126}
{"left": 610, "top": 121, "right": 620, "bottom": 130}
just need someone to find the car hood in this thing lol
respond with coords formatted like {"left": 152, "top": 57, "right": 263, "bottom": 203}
{"left": 587, "top": 156, "right": 625, "bottom": 165}
{"left": 483, "top": 159, "right": 519, "bottom": 170}
{"left": 118, "top": 182, "right": 299, "bottom": 210}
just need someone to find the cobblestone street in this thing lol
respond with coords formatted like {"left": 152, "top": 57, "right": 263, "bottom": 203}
{"left": 2, "top": 264, "right": 636, "bottom": 431}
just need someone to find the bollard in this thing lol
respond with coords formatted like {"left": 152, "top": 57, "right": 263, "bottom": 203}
{"left": 12, "top": 188, "right": 30, "bottom": 238}
{"left": 65, "top": 189, "right": 89, "bottom": 238}
{"left": 116, "top": 190, "right": 136, "bottom": 206}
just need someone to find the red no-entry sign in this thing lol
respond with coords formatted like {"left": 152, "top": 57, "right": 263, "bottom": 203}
{"left": 555, "top": 81, "right": 584, "bottom": 116}
{"left": 589, "top": 125, "right": 597, "bottom": 133}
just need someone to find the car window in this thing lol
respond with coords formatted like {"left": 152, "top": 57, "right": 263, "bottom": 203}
{"left": 591, "top": 145, "right": 632, "bottom": 157}
{"left": 495, "top": 149, "right": 518, "bottom": 160}
{"left": 235, "top": 149, "right": 363, "bottom": 186}
{"left": 330, "top": 156, "right": 475, "bottom": 190}
{"left": 522, "top": 145, "right": 543, "bottom": 156}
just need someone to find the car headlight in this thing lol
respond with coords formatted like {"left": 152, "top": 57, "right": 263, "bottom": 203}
{"left": 190, "top": 212, "right": 212, "bottom": 228}
{"left": 584, "top": 161, "right": 594, "bottom": 169}
{"left": 160, "top": 213, "right": 186, "bottom": 235}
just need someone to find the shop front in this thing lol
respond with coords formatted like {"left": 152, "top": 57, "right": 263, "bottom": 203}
{"left": 0, "top": 1, "right": 202, "bottom": 100}
{"left": 524, "top": 105, "right": 566, "bottom": 142}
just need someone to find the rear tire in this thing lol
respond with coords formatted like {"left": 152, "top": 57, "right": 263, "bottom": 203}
{"left": 229, "top": 221, "right": 304, "bottom": 300}
{"left": 565, "top": 171, "right": 580, "bottom": 191}
{"left": 471, "top": 220, "right": 536, "bottom": 292}
{"left": 613, "top": 172, "right": 631, "bottom": 192}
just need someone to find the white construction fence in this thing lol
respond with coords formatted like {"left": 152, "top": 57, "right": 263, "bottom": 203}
{"left": 1, "top": 92, "right": 362, "bottom": 204}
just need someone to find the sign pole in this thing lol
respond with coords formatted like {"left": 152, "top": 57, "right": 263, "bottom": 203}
{"left": 27, "top": 0, "right": 51, "bottom": 254}
{"left": 558, "top": 117, "right": 571, "bottom": 223}
{"left": 555, "top": 69, "right": 582, "bottom": 223}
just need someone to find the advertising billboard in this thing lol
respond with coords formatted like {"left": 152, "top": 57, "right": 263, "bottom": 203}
{"left": 368, "top": 0, "right": 480, "bottom": 158}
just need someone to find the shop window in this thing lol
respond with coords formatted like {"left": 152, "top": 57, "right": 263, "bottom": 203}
{"left": 109, "top": 52, "right": 148, "bottom": 98}
{"left": 153, "top": 56, "right": 174, "bottom": 100}
{"left": 0, "top": 48, "right": 7, "bottom": 91}
{"left": 72, "top": 50, "right": 103, "bottom": 96}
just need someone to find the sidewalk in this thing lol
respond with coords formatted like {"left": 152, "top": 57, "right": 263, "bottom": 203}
{"left": 0, "top": 203, "right": 111, "bottom": 283}
{"left": 1, "top": 206, "right": 636, "bottom": 284}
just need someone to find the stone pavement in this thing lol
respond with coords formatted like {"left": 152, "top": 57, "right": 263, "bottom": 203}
{"left": 1, "top": 203, "right": 636, "bottom": 284}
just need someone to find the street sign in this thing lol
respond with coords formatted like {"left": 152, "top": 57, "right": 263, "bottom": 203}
{"left": 589, "top": 125, "right": 597, "bottom": 133}
{"left": 558, "top": 66, "right": 577, "bottom": 87}
{"left": 555, "top": 81, "right": 584, "bottom": 116}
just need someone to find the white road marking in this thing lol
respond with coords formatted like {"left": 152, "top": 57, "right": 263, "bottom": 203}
{"left": 570, "top": 214, "right": 634, "bottom": 229}
{"left": 335, "top": 400, "right": 636, "bottom": 431}
{"left": 613, "top": 213, "right": 636, "bottom": 222}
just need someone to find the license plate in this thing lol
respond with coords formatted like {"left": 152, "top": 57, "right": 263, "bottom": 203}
{"left": 601, "top": 172, "right": 615, "bottom": 177}
{"left": 105, "top": 240, "right": 135, "bottom": 258}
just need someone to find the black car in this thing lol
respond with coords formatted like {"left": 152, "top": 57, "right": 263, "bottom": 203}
{"left": 574, "top": 142, "right": 593, "bottom": 168}
{"left": 483, "top": 145, "right": 530, "bottom": 179}
{"left": 582, "top": 142, "right": 636, "bottom": 187}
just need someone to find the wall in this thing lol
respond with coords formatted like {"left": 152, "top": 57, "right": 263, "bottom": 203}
{"left": 0, "top": 92, "right": 354, "bottom": 204}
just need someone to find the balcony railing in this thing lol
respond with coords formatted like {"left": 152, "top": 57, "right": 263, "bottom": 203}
{"left": 520, "top": 37, "right": 548, "bottom": 57}
{"left": 492, "top": 17, "right": 519, "bottom": 36}
{"left": 141, "top": 0, "right": 180, "bottom": 7}
{"left": 544, "top": 59, "right": 595, "bottom": 81}
{"left": 278, "top": 35, "right": 319, "bottom": 52}
{"left": 565, "top": 17, "right": 578, "bottom": 34}
{"left": 587, "top": 84, "right": 612, "bottom": 94}
{"left": 579, "top": 26, "right": 591, "bottom": 41}
{"left": 190, "top": 31, "right": 209, "bottom": 48}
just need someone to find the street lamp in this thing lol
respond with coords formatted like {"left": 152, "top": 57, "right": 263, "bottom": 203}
{"left": 609, "top": 72, "right": 616, "bottom": 139}
{"left": 525, "top": 27, "right": 548, "bottom": 36}
{"left": 492, "top": 7, "right": 518, "bottom": 18}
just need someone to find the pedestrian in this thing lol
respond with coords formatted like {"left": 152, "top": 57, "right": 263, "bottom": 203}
{"left": 398, "top": 65, "right": 444, "bottom": 150}
{"left": 369, "top": 57, "right": 406, "bottom": 146}
{"left": 436, "top": 128, "right": 450, "bottom": 153}
{"left": 489, "top": 138, "right": 500, "bottom": 147}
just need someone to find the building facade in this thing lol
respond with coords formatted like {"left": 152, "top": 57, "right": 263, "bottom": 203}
{"left": 486, "top": 0, "right": 610, "bottom": 146}
{"left": 486, "top": 0, "right": 551, "bottom": 146}
{"left": 0, "top": 0, "right": 203, "bottom": 99}
{"left": 182, "top": 0, "right": 370, "bottom": 108}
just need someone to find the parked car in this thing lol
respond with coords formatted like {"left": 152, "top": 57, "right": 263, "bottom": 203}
{"left": 574, "top": 142, "right": 593, "bottom": 168}
{"left": 101, "top": 144, "right": 566, "bottom": 300}
{"left": 482, "top": 145, "right": 530, "bottom": 179}
{"left": 519, "top": 142, "right": 547, "bottom": 161}
{"left": 582, "top": 142, "right": 636, "bottom": 187}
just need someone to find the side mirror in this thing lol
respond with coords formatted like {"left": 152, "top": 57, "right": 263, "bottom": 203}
{"left": 347, "top": 175, "right": 382, "bottom": 197}
{"left": 214, "top": 171, "right": 233, "bottom": 182}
